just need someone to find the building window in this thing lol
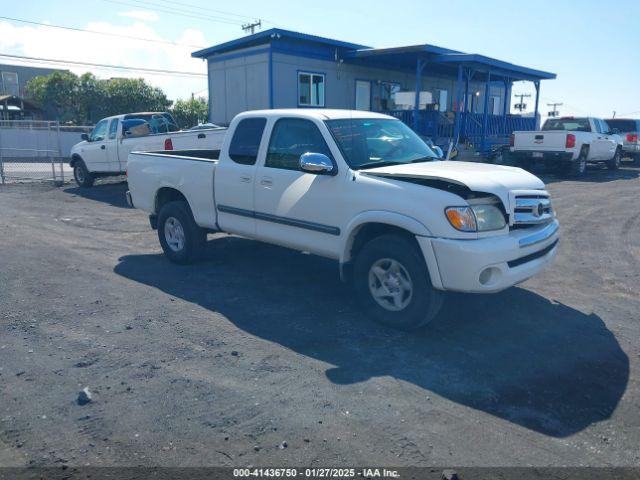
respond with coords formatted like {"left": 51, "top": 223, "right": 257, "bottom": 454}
{"left": 298, "top": 72, "right": 325, "bottom": 107}
{"left": 355, "top": 80, "right": 371, "bottom": 111}
{"left": 436, "top": 89, "right": 448, "bottom": 112}
{"left": 1, "top": 71, "right": 19, "bottom": 96}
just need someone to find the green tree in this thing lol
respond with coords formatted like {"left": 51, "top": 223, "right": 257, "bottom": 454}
{"left": 25, "top": 71, "right": 80, "bottom": 122}
{"left": 170, "top": 97, "right": 208, "bottom": 129}
{"left": 25, "top": 72, "right": 172, "bottom": 124}
{"left": 102, "top": 78, "right": 171, "bottom": 118}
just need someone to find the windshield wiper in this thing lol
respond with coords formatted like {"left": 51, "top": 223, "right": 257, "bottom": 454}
{"left": 354, "top": 161, "right": 404, "bottom": 170}
{"left": 409, "top": 156, "right": 437, "bottom": 163}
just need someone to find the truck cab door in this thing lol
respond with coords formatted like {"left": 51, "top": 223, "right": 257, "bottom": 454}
{"left": 591, "top": 119, "right": 613, "bottom": 160}
{"left": 81, "top": 119, "right": 109, "bottom": 172}
{"left": 105, "top": 118, "right": 121, "bottom": 173}
{"left": 253, "top": 118, "right": 345, "bottom": 258}
{"left": 214, "top": 117, "right": 267, "bottom": 237}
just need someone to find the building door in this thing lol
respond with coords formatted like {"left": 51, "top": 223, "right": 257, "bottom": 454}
{"left": 490, "top": 96, "right": 501, "bottom": 115}
{"left": 437, "top": 89, "right": 448, "bottom": 112}
{"left": 355, "top": 80, "right": 371, "bottom": 111}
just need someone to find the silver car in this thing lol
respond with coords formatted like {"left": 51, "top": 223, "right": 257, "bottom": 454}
{"left": 606, "top": 118, "right": 640, "bottom": 163}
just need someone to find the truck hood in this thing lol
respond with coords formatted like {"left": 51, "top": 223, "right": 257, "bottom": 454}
{"left": 359, "top": 161, "right": 545, "bottom": 208}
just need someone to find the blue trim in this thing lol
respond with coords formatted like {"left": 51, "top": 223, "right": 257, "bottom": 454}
{"left": 192, "top": 28, "right": 368, "bottom": 59}
{"left": 354, "top": 78, "right": 372, "bottom": 111}
{"left": 297, "top": 70, "right": 326, "bottom": 108}
{"left": 431, "top": 53, "right": 556, "bottom": 80}
{"left": 206, "top": 47, "right": 271, "bottom": 64}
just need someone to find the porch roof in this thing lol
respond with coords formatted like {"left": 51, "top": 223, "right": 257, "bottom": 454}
{"left": 344, "top": 45, "right": 556, "bottom": 82}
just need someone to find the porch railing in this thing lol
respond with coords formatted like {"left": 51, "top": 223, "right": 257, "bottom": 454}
{"left": 382, "top": 109, "right": 536, "bottom": 151}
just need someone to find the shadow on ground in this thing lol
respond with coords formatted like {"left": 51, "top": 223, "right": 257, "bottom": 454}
{"left": 114, "top": 236, "right": 628, "bottom": 438}
{"left": 64, "top": 181, "right": 130, "bottom": 208}
{"left": 524, "top": 163, "right": 639, "bottom": 185}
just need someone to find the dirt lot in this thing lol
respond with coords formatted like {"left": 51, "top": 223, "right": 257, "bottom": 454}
{"left": 0, "top": 165, "right": 639, "bottom": 468}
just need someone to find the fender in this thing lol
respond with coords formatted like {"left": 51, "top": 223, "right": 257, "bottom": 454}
{"left": 340, "top": 210, "right": 433, "bottom": 265}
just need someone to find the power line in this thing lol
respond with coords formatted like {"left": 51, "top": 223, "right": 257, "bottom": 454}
{"left": 0, "top": 15, "right": 206, "bottom": 49}
{"left": 103, "top": 0, "right": 246, "bottom": 26}
{"left": 0, "top": 53, "right": 207, "bottom": 78}
{"left": 148, "top": 0, "right": 277, "bottom": 24}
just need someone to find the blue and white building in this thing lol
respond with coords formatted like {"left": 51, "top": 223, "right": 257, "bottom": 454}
{"left": 192, "top": 29, "right": 556, "bottom": 152}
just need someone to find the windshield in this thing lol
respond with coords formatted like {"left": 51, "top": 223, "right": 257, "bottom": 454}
{"left": 542, "top": 118, "right": 591, "bottom": 132}
{"left": 325, "top": 118, "right": 438, "bottom": 170}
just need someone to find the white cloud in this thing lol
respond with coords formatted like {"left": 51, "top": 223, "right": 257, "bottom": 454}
{"left": 118, "top": 10, "right": 160, "bottom": 22}
{"left": 0, "top": 19, "right": 208, "bottom": 102}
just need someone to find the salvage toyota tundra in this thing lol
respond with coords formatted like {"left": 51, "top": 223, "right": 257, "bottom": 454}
{"left": 126, "top": 109, "right": 559, "bottom": 330}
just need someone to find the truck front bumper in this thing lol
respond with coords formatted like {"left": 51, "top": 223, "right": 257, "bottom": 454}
{"left": 416, "top": 220, "right": 559, "bottom": 293}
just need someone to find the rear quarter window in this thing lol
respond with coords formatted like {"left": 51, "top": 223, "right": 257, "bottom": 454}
{"left": 228, "top": 118, "right": 267, "bottom": 165}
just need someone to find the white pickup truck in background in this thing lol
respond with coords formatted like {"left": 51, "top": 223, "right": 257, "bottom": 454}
{"left": 126, "top": 109, "right": 559, "bottom": 330}
{"left": 70, "top": 112, "right": 227, "bottom": 187}
{"left": 510, "top": 117, "right": 623, "bottom": 176}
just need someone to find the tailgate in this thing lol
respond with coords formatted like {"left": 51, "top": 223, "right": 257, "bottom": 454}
{"left": 513, "top": 131, "right": 567, "bottom": 151}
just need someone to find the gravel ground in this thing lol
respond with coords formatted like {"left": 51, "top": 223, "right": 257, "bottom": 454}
{"left": 0, "top": 164, "right": 638, "bottom": 468}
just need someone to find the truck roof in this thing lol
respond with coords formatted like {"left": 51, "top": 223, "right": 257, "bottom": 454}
{"left": 234, "top": 109, "right": 395, "bottom": 121}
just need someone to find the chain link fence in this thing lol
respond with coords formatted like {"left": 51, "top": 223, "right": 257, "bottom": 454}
{"left": 0, "top": 120, "right": 93, "bottom": 184}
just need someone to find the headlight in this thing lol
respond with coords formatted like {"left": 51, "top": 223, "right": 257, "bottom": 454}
{"left": 445, "top": 204, "right": 506, "bottom": 232}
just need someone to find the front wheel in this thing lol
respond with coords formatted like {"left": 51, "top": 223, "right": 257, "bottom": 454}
{"left": 157, "top": 201, "right": 206, "bottom": 264}
{"left": 607, "top": 148, "right": 621, "bottom": 170}
{"left": 353, "top": 234, "right": 444, "bottom": 330}
{"left": 73, "top": 160, "right": 94, "bottom": 188}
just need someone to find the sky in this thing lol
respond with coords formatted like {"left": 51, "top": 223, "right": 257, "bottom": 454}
{"left": 0, "top": 0, "right": 638, "bottom": 119}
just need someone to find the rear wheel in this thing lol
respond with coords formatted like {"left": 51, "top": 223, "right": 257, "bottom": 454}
{"left": 73, "top": 160, "right": 94, "bottom": 188}
{"left": 157, "top": 201, "right": 206, "bottom": 264}
{"left": 562, "top": 152, "right": 586, "bottom": 178}
{"left": 607, "top": 148, "right": 621, "bottom": 170}
{"left": 353, "top": 234, "right": 444, "bottom": 330}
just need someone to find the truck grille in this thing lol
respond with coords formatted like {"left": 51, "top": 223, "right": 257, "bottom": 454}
{"left": 510, "top": 194, "right": 554, "bottom": 229}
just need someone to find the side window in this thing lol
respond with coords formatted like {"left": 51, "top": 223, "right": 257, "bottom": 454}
{"left": 298, "top": 72, "right": 325, "bottom": 107}
{"left": 265, "top": 118, "right": 333, "bottom": 171}
{"left": 600, "top": 120, "right": 610, "bottom": 134}
{"left": 108, "top": 119, "right": 119, "bottom": 140}
{"left": 593, "top": 119, "right": 603, "bottom": 134}
{"left": 89, "top": 119, "right": 109, "bottom": 142}
{"left": 228, "top": 118, "right": 267, "bottom": 165}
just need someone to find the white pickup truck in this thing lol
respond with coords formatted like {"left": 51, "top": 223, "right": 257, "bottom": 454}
{"left": 70, "top": 112, "right": 226, "bottom": 187}
{"left": 126, "top": 109, "right": 559, "bottom": 330}
{"left": 510, "top": 117, "right": 623, "bottom": 176}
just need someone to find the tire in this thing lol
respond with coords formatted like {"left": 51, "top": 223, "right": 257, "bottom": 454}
{"left": 607, "top": 148, "right": 621, "bottom": 170}
{"left": 563, "top": 151, "right": 587, "bottom": 178}
{"left": 353, "top": 233, "right": 444, "bottom": 330}
{"left": 157, "top": 201, "right": 206, "bottom": 264}
{"left": 73, "top": 160, "right": 94, "bottom": 188}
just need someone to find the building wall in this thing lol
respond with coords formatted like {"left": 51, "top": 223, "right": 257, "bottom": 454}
{"left": 207, "top": 46, "right": 270, "bottom": 125}
{"left": 0, "top": 64, "right": 67, "bottom": 97}
{"left": 206, "top": 47, "right": 513, "bottom": 123}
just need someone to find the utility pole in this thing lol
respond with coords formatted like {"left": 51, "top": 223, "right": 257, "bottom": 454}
{"left": 242, "top": 20, "right": 262, "bottom": 35}
{"left": 513, "top": 93, "right": 531, "bottom": 112}
{"left": 547, "top": 102, "right": 563, "bottom": 117}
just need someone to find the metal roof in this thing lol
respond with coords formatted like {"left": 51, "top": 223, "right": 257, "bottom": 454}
{"left": 192, "top": 28, "right": 368, "bottom": 58}
{"left": 192, "top": 29, "right": 556, "bottom": 81}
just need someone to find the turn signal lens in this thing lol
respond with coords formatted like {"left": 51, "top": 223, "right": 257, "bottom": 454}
{"left": 445, "top": 207, "right": 477, "bottom": 232}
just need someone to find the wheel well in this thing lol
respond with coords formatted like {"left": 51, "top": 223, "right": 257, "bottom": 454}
{"left": 155, "top": 187, "right": 188, "bottom": 214}
{"left": 348, "top": 223, "right": 416, "bottom": 262}
{"left": 70, "top": 154, "right": 82, "bottom": 167}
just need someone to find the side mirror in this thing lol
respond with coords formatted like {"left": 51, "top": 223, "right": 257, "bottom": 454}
{"left": 299, "top": 152, "right": 335, "bottom": 175}
{"left": 81, "top": 133, "right": 89, "bottom": 141}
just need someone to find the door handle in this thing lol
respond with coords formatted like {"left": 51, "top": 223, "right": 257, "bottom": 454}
{"left": 239, "top": 175, "right": 252, "bottom": 183}
{"left": 197, "top": 133, "right": 206, "bottom": 139}
{"left": 260, "top": 177, "right": 273, "bottom": 186}
{"left": 101, "top": 145, "right": 106, "bottom": 150}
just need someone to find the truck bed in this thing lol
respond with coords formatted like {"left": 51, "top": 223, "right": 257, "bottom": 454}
{"left": 126, "top": 149, "right": 219, "bottom": 229}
